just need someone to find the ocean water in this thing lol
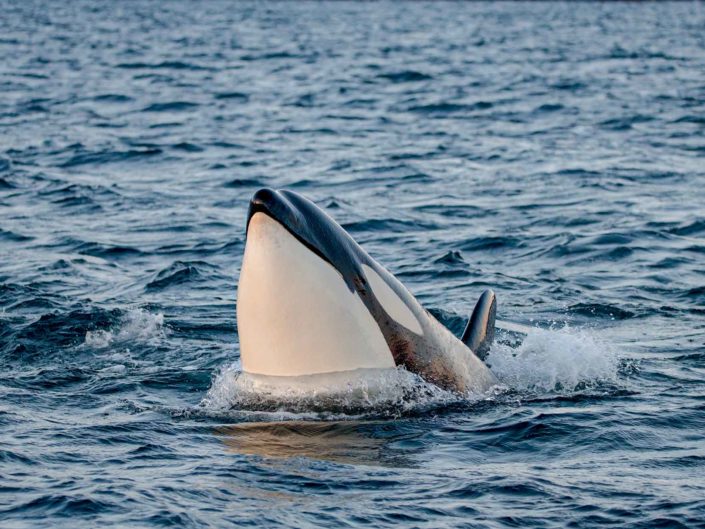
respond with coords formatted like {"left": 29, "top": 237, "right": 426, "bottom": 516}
{"left": 1, "top": 1, "right": 705, "bottom": 527}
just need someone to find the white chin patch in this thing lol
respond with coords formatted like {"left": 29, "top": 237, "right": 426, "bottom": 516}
{"left": 361, "top": 264, "right": 423, "bottom": 336}
{"left": 237, "top": 213, "right": 395, "bottom": 377}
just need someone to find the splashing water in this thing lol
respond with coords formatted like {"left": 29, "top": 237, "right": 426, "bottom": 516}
{"left": 83, "top": 308, "right": 166, "bottom": 348}
{"left": 201, "top": 326, "right": 621, "bottom": 418}
{"left": 201, "top": 365, "right": 470, "bottom": 418}
{"left": 486, "top": 326, "right": 620, "bottom": 392}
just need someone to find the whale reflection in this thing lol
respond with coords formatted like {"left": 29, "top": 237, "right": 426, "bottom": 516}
{"left": 217, "top": 420, "right": 419, "bottom": 468}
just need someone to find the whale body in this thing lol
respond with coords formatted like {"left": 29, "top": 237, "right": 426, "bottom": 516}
{"left": 236, "top": 188, "right": 499, "bottom": 394}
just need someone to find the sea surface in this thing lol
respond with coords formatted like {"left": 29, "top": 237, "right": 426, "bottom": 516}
{"left": 1, "top": 1, "right": 705, "bottom": 528}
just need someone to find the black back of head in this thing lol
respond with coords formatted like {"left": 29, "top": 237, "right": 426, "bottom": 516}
{"left": 247, "top": 188, "right": 366, "bottom": 291}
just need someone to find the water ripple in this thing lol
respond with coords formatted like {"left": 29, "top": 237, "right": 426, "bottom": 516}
{"left": 1, "top": 1, "right": 705, "bottom": 528}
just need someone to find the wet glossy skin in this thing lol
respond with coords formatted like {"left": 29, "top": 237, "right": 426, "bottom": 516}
{"left": 240, "top": 189, "right": 496, "bottom": 393}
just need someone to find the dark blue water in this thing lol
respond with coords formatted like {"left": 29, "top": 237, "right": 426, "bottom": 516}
{"left": 2, "top": 1, "right": 705, "bottom": 527}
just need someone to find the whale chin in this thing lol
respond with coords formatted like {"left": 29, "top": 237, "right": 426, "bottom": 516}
{"left": 237, "top": 212, "right": 395, "bottom": 377}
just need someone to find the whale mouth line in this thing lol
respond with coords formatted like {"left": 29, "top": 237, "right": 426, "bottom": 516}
{"left": 248, "top": 209, "right": 334, "bottom": 271}
{"left": 246, "top": 189, "right": 349, "bottom": 277}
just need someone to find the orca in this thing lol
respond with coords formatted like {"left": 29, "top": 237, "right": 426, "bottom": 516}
{"left": 236, "top": 188, "right": 500, "bottom": 394}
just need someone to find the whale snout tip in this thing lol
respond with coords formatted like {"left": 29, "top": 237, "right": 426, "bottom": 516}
{"left": 250, "top": 187, "right": 278, "bottom": 208}
{"left": 247, "top": 187, "right": 283, "bottom": 229}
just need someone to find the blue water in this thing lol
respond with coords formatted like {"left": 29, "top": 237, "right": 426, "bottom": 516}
{"left": 2, "top": 1, "right": 705, "bottom": 527}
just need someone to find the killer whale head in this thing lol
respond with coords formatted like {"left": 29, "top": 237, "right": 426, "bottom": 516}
{"left": 237, "top": 188, "right": 497, "bottom": 393}
{"left": 245, "top": 188, "right": 374, "bottom": 293}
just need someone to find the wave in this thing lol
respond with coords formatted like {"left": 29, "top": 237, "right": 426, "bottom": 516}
{"left": 145, "top": 260, "right": 220, "bottom": 290}
{"left": 0, "top": 228, "right": 33, "bottom": 242}
{"left": 116, "top": 61, "right": 213, "bottom": 71}
{"left": 668, "top": 220, "right": 705, "bottom": 237}
{"left": 90, "top": 94, "right": 134, "bottom": 103}
{"left": 407, "top": 101, "right": 493, "bottom": 114}
{"left": 214, "top": 91, "right": 249, "bottom": 101}
{"left": 567, "top": 302, "right": 635, "bottom": 320}
{"left": 83, "top": 308, "right": 166, "bottom": 349}
{"left": 223, "top": 178, "right": 263, "bottom": 188}
{"left": 141, "top": 102, "right": 199, "bottom": 112}
{"left": 3, "top": 494, "right": 118, "bottom": 517}
{"left": 0, "top": 156, "right": 12, "bottom": 174}
{"left": 71, "top": 241, "right": 144, "bottom": 259}
{"left": 342, "top": 218, "right": 437, "bottom": 233}
{"left": 377, "top": 70, "right": 432, "bottom": 83}
{"left": 59, "top": 149, "right": 161, "bottom": 167}
{"left": 461, "top": 235, "right": 522, "bottom": 252}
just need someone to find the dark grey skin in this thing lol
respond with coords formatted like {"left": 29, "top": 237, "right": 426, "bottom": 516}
{"left": 462, "top": 289, "right": 497, "bottom": 361}
{"left": 246, "top": 188, "right": 498, "bottom": 394}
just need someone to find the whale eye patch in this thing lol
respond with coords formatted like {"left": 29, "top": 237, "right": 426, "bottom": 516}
{"left": 361, "top": 264, "right": 423, "bottom": 336}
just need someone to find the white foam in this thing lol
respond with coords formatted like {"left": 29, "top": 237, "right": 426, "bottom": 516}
{"left": 84, "top": 308, "right": 165, "bottom": 348}
{"left": 201, "top": 326, "right": 622, "bottom": 417}
{"left": 486, "top": 326, "right": 619, "bottom": 392}
{"left": 201, "top": 365, "right": 465, "bottom": 417}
